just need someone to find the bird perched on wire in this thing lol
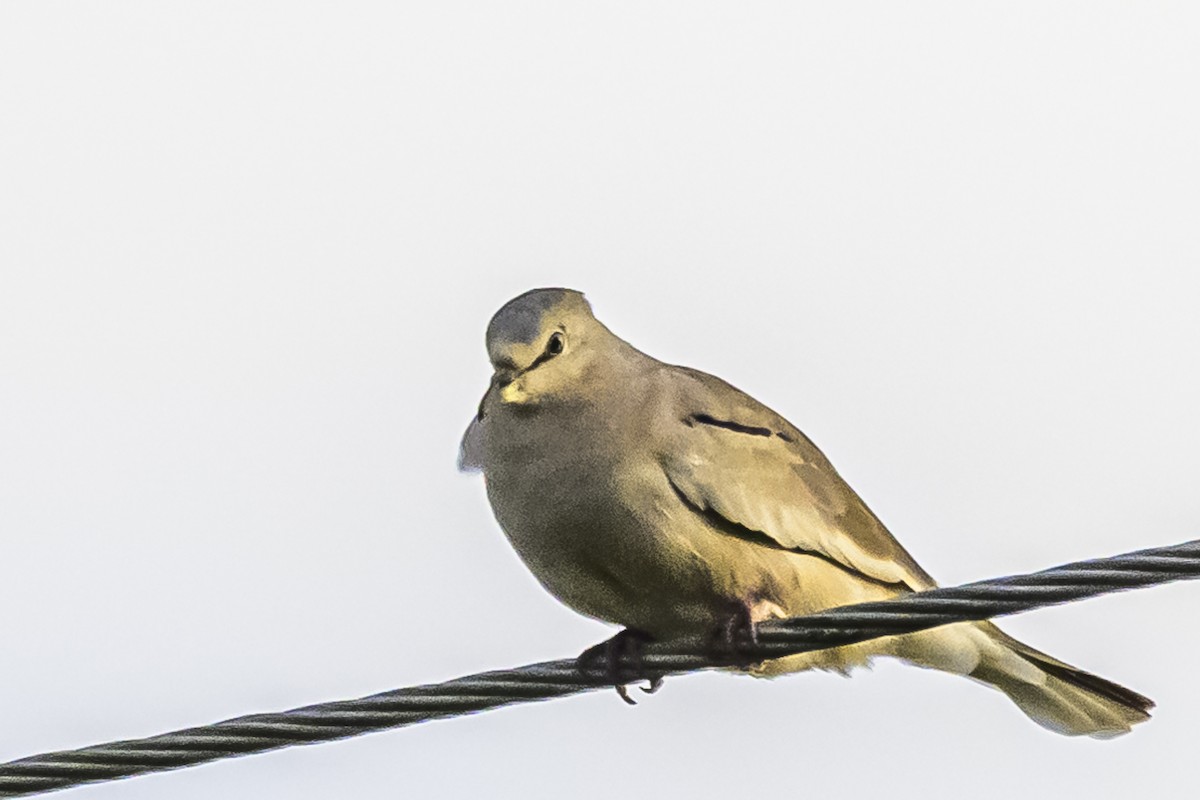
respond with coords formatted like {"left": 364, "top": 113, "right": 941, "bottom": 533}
{"left": 459, "top": 287, "right": 1152, "bottom": 737}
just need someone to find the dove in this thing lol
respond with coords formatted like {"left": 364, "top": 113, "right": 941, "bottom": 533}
{"left": 459, "top": 287, "right": 1152, "bottom": 737}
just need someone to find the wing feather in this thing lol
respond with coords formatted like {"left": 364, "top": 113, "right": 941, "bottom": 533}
{"left": 659, "top": 367, "right": 935, "bottom": 591}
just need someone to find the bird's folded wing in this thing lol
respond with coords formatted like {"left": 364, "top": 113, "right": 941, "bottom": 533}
{"left": 458, "top": 415, "right": 485, "bottom": 472}
{"left": 659, "top": 372, "right": 935, "bottom": 592}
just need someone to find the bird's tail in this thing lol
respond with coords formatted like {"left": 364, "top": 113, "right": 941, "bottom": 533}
{"left": 905, "top": 621, "right": 1154, "bottom": 738}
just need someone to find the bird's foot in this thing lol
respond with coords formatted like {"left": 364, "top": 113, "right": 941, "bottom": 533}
{"left": 576, "top": 628, "right": 663, "bottom": 705}
{"left": 710, "top": 601, "right": 761, "bottom": 669}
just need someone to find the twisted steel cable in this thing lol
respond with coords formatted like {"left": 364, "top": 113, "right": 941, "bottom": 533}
{"left": 2, "top": 538, "right": 1198, "bottom": 797}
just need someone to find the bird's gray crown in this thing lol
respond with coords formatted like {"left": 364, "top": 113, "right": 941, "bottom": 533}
{"left": 486, "top": 288, "right": 590, "bottom": 348}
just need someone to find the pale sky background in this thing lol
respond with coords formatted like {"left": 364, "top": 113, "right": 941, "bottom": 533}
{"left": 2, "top": 3, "right": 1199, "bottom": 798}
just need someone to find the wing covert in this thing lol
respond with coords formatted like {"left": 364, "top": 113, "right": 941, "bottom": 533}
{"left": 658, "top": 370, "right": 935, "bottom": 591}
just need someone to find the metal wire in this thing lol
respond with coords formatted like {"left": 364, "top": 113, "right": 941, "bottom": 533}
{"left": 2, "top": 539, "right": 1197, "bottom": 797}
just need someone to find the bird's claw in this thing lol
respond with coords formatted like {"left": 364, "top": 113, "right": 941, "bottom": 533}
{"left": 577, "top": 628, "right": 664, "bottom": 703}
{"left": 641, "top": 676, "right": 665, "bottom": 694}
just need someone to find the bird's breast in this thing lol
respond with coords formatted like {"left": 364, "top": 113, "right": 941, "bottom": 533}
{"left": 483, "top": 404, "right": 626, "bottom": 564}
{"left": 480, "top": 403, "right": 714, "bottom": 630}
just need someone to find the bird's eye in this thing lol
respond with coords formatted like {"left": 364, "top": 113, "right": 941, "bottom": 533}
{"left": 546, "top": 332, "right": 565, "bottom": 356}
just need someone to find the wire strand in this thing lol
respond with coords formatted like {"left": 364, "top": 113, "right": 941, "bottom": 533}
{"left": 2, "top": 538, "right": 1197, "bottom": 797}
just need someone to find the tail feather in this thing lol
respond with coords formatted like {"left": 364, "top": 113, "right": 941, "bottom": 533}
{"left": 972, "top": 624, "right": 1153, "bottom": 738}
{"left": 754, "top": 618, "right": 1152, "bottom": 738}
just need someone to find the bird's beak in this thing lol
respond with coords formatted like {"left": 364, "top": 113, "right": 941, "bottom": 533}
{"left": 499, "top": 378, "right": 530, "bottom": 405}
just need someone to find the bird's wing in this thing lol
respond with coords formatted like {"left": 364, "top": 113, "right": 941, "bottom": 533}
{"left": 657, "top": 366, "right": 936, "bottom": 591}
{"left": 458, "top": 415, "right": 485, "bottom": 472}
{"left": 457, "top": 388, "right": 491, "bottom": 473}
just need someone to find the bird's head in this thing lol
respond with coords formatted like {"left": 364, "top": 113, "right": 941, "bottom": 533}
{"left": 484, "top": 288, "right": 603, "bottom": 407}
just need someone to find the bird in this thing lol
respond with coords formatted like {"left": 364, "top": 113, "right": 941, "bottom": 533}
{"left": 458, "top": 287, "right": 1153, "bottom": 737}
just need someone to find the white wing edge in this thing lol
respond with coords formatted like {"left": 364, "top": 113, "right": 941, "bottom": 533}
{"left": 457, "top": 415, "right": 485, "bottom": 473}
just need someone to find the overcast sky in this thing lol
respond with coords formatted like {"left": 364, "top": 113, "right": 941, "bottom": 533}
{"left": 2, "top": 3, "right": 1198, "bottom": 798}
